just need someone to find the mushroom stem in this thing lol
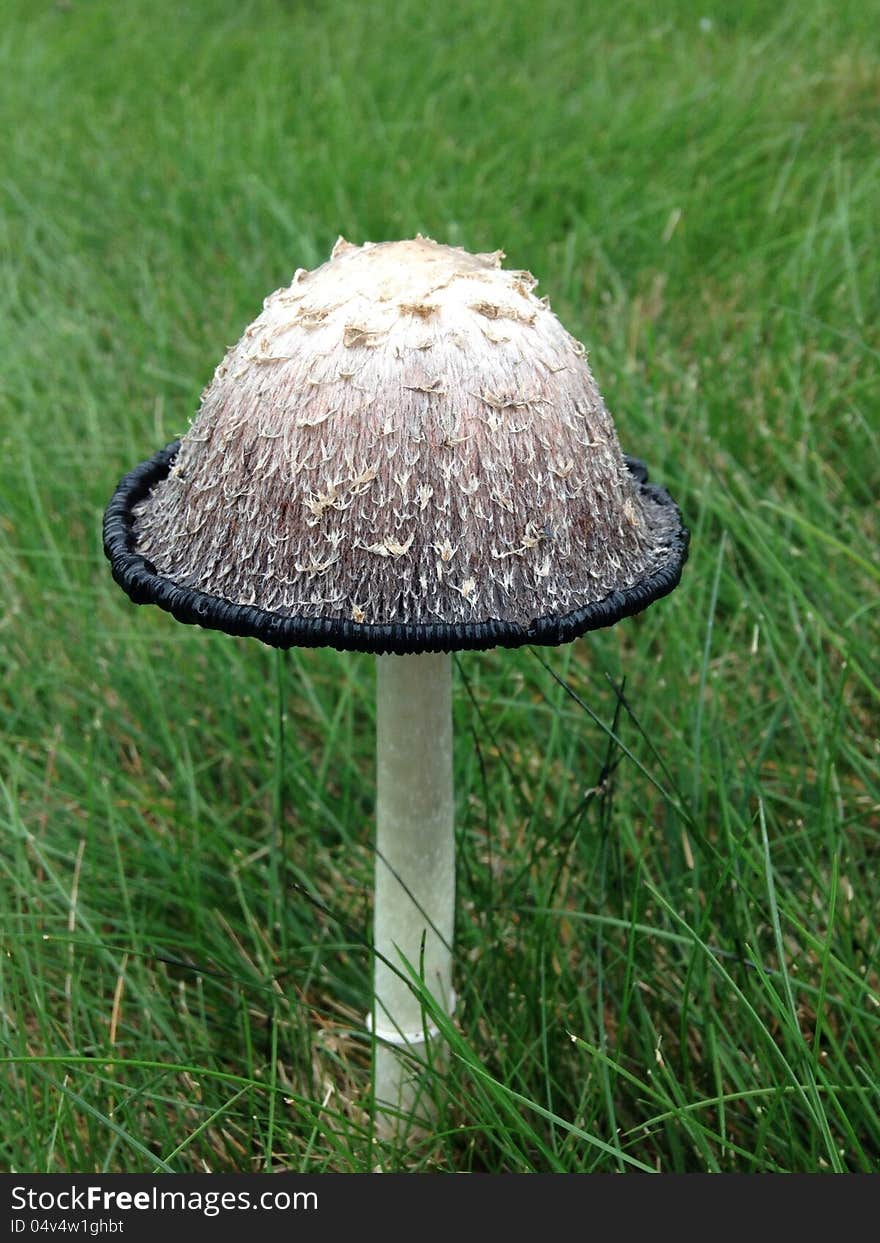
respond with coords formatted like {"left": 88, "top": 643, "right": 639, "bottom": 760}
{"left": 373, "top": 651, "right": 455, "bottom": 1124}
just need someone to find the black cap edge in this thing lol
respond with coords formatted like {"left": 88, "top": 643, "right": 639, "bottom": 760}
{"left": 103, "top": 442, "right": 689, "bottom": 655}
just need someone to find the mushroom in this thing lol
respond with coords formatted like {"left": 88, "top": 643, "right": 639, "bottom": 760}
{"left": 103, "top": 236, "right": 688, "bottom": 1129}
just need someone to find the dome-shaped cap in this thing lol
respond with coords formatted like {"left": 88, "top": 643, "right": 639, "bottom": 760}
{"left": 104, "top": 236, "right": 688, "bottom": 653}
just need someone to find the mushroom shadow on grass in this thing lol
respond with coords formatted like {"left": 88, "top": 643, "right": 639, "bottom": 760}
{"left": 104, "top": 237, "right": 689, "bottom": 1133}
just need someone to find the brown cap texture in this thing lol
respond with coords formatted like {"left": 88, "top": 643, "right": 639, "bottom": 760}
{"left": 104, "top": 236, "right": 687, "bottom": 653}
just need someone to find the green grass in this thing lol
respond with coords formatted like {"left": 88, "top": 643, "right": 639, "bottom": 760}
{"left": 1, "top": 0, "right": 878, "bottom": 1173}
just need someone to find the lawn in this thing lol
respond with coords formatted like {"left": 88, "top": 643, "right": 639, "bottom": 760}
{"left": 1, "top": 0, "right": 878, "bottom": 1173}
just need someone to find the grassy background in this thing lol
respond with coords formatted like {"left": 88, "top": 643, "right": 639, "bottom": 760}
{"left": 1, "top": 0, "right": 878, "bottom": 1173}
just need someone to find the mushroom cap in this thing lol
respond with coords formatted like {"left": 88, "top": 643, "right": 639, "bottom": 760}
{"left": 104, "top": 237, "right": 688, "bottom": 653}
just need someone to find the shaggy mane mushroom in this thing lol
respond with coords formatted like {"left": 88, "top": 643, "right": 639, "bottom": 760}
{"left": 104, "top": 235, "right": 688, "bottom": 1128}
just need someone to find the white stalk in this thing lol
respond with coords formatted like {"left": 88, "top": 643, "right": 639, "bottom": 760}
{"left": 372, "top": 652, "right": 455, "bottom": 1123}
